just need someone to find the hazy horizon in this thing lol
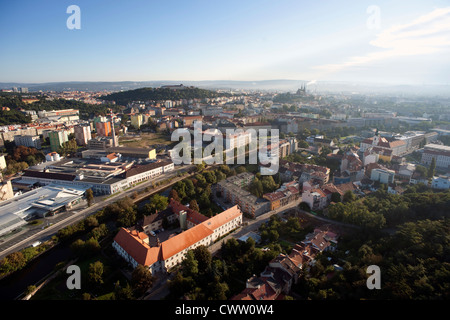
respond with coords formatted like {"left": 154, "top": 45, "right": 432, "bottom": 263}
{"left": 1, "top": 0, "right": 450, "bottom": 86}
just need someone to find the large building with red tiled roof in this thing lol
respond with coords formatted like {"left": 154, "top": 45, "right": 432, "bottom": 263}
{"left": 360, "top": 131, "right": 406, "bottom": 158}
{"left": 112, "top": 202, "right": 243, "bottom": 274}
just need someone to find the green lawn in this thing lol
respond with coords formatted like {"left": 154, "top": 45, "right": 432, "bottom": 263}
{"left": 119, "top": 132, "right": 173, "bottom": 148}
{"left": 31, "top": 246, "right": 129, "bottom": 300}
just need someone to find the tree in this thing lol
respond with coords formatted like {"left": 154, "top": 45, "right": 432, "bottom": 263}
{"left": 298, "top": 140, "right": 309, "bottom": 148}
{"left": 82, "top": 293, "right": 92, "bottom": 300}
{"left": 88, "top": 261, "right": 104, "bottom": 286}
{"left": 203, "top": 171, "right": 217, "bottom": 184}
{"left": 261, "top": 175, "right": 278, "bottom": 193}
{"left": 415, "top": 165, "right": 427, "bottom": 178}
{"left": 169, "top": 189, "right": 180, "bottom": 202}
{"left": 173, "top": 180, "right": 187, "bottom": 201}
{"left": 184, "top": 179, "right": 196, "bottom": 197}
{"left": 285, "top": 217, "right": 302, "bottom": 234}
{"left": 268, "top": 229, "right": 279, "bottom": 242}
{"left": 249, "top": 178, "right": 264, "bottom": 197}
{"left": 70, "top": 239, "right": 85, "bottom": 256}
{"left": 331, "top": 192, "right": 341, "bottom": 203}
{"left": 193, "top": 245, "right": 212, "bottom": 274}
{"left": 58, "top": 139, "right": 78, "bottom": 157}
{"left": 196, "top": 163, "right": 206, "bottom": 172}
{"left": 235, "top": 166, "right": 247, "bottom": 174}
{"left": 428, "top": 157, "right": 436, "bottom": 178}
{"left": 181, "top": 250, "right": 199, "bottom": 278}
{"left": 105, "top": 197, "right": 135, "bottom": 219}
{"left": 189, "top": 199, "right": 200, "bottom": 212}
{"left": 114, "top": 281, "right": 134, "bottom": 300}
{"left": 84, "top": 237, "right": 101, "bottom": 256}
{"left": 84, "top": 215, "right": 98, "bottom": 228}
{"left": 207, "top": 279, "right": 229, "bottom": 300}
{"left": 131, "top": 264, "right": 154, "bottom": 297}
{"left": 193, "top": 174, "right": 207, "bottom": 189}
{"left": 168, "top": 271, "right": 195, "bottom": 299}
{"left": 215, "top": 170, "right": 226, "bottom": 182}
{"left": 25, "top": 285, "right": 36, "bottom": 296}
{"left": 89, "top": 224, "right": 108, "bottom": 240}
{"left": 145, "top": 194, "right": 168, "bottom": 214}
{"left": 0, "top": 251, "right": 26, "bottom": 273}
{"left": 117, "top": 206, "right": 137, "bottom": 227}
{"left": 343, "top": 190, "right": 356, "bottom": 203}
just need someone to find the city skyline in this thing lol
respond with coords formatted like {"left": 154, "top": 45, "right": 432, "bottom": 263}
{"left": 1, "top": 0, "right": 450, "bottom": 85}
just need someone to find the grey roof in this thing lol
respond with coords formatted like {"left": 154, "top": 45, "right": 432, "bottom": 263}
{"left": 0, "top": 184, "right": 86, "bottom": 236}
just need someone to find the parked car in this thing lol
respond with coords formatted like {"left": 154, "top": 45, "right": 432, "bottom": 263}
{"left": 30, "top": 241, "right": 41, "bottom": 247}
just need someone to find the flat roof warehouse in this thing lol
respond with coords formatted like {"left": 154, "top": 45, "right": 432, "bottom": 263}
{"left": 16, "top": 157, "right": 175, "bottom": 195}
{"left": 0, "top": 184, "right": 87, "bottom": 236}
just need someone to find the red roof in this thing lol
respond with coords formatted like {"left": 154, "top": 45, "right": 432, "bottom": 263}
{"left": 169, "top": 199, "right": 209, "bottom": 225}
{"left": 231, "top": 281, "right": 278, "bottom": 300}
{"left": 160, "top": 223, "right": 213, "bottom": 260}
{"left": 311, "top": 188, "right": 327, "bottom": 198}
{"left": 263, "top": 191, "right": 285, "bottom": 202}
{"left": 113, "top": 228, "right": 160, "bottom": 266}
{"left": 114, "top": 203, "right": 243, "bottom": 267}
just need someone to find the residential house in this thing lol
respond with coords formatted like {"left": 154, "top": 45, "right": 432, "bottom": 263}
{"left": 301, "top": 188, "right": 328, "bottom": 211}
{"left": 232, "top": 228, "right": 338, "bottom": 300}
{"left": 360, "top": 130, "right": 406, "bottom": 157}
{"left": 431, "top": 176, "right": 450, "bottom": 190}
{"left": 263, "top": 181, "right": 300, "bottom": 211}
{"left": 370, "top": 167, "right": 395, "bottom": 184}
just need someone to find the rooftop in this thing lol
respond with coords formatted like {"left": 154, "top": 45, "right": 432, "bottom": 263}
{"left": 0, "top": 184, "right": 87, "bottom": 235}
{"left": 114, "top": 204, "right": 243, "bottom": 267}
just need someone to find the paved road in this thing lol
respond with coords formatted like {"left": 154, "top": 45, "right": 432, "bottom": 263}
{"left": 0, "top": 147, "right": 255, "bottom": 259}
{"left": 208, "top": 199, "right": 303, "bottom": 256}
{"left": 142, "top": 200, "right": 302, "bottom": 300}
{"left": 0, "top": 165, "right": 193, "bottom": 260}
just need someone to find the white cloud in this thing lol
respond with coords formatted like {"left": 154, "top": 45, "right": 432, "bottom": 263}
{"left": 315, "top": 7, "right": 450, "bottom": 74}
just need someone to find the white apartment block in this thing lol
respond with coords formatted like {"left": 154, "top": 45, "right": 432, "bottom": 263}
{"left": 14, "top": 135, "right": 42, "bottom": 149}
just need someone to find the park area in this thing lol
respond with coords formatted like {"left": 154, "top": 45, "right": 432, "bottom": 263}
{"left": 119, "top": 132, "right": 174, "bottom": 150}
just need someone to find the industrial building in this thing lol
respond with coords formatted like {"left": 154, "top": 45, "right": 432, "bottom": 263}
{"left": 16, "top": 157, "right": 174, "bottom": 195}
{"left": 0, "top": 184, "right": 86, "bottom": 236}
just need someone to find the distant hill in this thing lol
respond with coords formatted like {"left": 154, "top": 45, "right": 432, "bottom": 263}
{"left": 0, "top": 93, "right": 123, "bottom": 122}
{"left": 101, "top": 86, "right": 231, "bottom": 105}
{"left": 1, "top": 80, "right": 449, "bottom": 96}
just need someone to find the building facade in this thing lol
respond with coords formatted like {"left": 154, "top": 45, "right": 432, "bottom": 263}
{"left": 421, "top": 144, "right": 450, "bottom": 170}
{"left": 131, "top": 114, "right": 144, "bottom": 128}
{"left": 48, "top": 130, "right": 69, "bottom": 152}
{"left": 14, "top": 135, "right": 41, "bottom": 149}
{"left": 112, "top": 203, "right": 243, "bottom": 274}
{"left": 96, "top": 121, "right": 112, "bottom": 137}
{"left": 74, "top": 125, "right": 92, "bottom": 146}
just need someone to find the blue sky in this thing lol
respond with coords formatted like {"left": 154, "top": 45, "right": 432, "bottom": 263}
{"left": 1, "top": 0, "right": 450, "bottom": 85}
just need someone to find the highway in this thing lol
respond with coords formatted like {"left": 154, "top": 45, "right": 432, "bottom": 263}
{"left": 0, "top": 147, "right": 254, "bottom": 259}
{"left": 0, "top": 164, "right": 193, "bottom": 260}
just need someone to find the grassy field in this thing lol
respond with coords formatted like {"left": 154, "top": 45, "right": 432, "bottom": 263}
{"left": 119, "top": 132, "right": 174, "bottom": 148}
{"left": 31, "top": 243, "right": 129, "bottom": 300}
